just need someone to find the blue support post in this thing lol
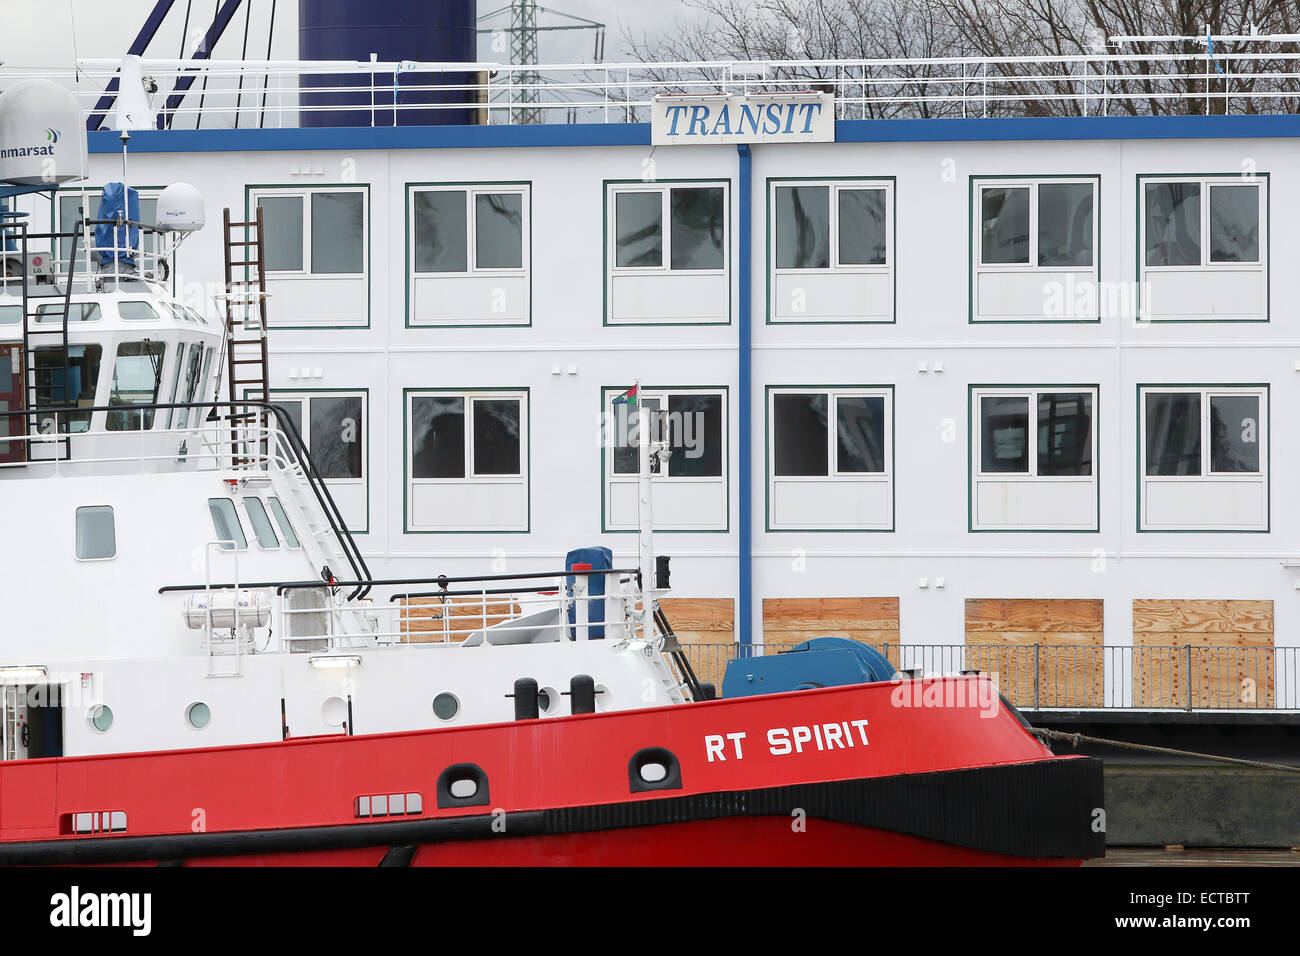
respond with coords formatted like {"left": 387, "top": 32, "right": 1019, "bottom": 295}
{"left": 737, "top": 144, "right": 752, "bottom": 651}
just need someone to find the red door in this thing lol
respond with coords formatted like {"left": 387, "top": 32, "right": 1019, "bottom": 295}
{"left": 0, "top": 343, "right": 24, "bottom": 465}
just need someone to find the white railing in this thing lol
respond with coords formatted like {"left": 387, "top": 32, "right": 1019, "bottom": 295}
{"left": 1, "top": 224, "right": 178, "bottom": 297}
{"left": 3, "top": 49, "right": 1297, "bottom": 130}
{"left": 278, "top": 570, "right": 649, "bottom": 653}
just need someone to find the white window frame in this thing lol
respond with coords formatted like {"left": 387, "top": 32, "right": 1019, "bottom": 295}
{"left": 1139, "top": 385, "right": 1268, "bottom": 532}
{"left": 406, "top": 390, "right": 529, "bottom": 533}
{"left": 408, "top": 184, "right": 530, "bottom": 279}
{"left": 769, "top": 387, "right": 893, "bottom": 478}
{"left": 770, "top": 179, "right": 894, "bottom": 275}
{"left": 1140, "top": 175, "right": 1267, "bottom": 272}
{"left": 607, "top": 181, "right": 730, "bottom": 277}
{"left": 603, "top": 387, "right": 727, "bottom": 532}
{"left": 973, "top": 177, "right": 1098, "bottom": 274}
{"left": 972, "top": 387, "right": 1098, "bottom": 482}
{"left": 1140, "top": 386, "right": 1267, "bottom": 471}
{"left": 767, "top": 387, "right": 893, "bottom": 532}
{"left": 250, "top": 186, "right": 369, "bottom": 280}
{"left": 271, "top": 391, "right": 369, "bottom": 488}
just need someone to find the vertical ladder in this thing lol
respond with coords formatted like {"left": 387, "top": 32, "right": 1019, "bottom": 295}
{"left": 221, "top": 206, "right": 270, "bottom": 464}
{"left": 3, "top": 212, "right": 76, "bottom": 449}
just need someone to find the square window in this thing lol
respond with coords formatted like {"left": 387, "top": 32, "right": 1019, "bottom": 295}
{"left": 775, "top": 185, "right": 830, "bottom": 269}
{"left": 75, "top": 506, "right": 116, "bottom": 560}
{"left": 1209, "top": 185, "right": 1260, "bottom": 263}
{"left": 268, "top": 391, "right": 369, "bottom": 532}
{"left": 768, "top": 387, "right": 894, "bottom": 532}
{"left": 971, "top": 387, "right": 1099, "bottom": 532}
{"left": 413, "top": 190, "right": 468, "bottom": 273}
{"left": 1145, "top": 182, "right": 1201, "bottom": 266}
{"left": 407, "top": 391, "right": 529, "bottom": 532}
{"left": 615, "top": 191, "right": 662, "bottom": 267}
{"left": 981, "top": 187, "right": 1030, "bottom": 264}
{"left": 1139, "top": 386, "right": 1267, "bottom": 531}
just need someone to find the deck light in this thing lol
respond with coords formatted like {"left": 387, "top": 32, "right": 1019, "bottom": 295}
{"left": 0, "top": 665, "right": 48, "bottom": 683}
{"left": 308, "top": 655, "right": 362, "bottom": 670}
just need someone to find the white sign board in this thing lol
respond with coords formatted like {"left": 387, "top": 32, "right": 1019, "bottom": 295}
{"left": 651, "top": 93, "right": 835, "bottom": 146}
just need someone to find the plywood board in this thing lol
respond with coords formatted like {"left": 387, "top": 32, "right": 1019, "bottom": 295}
{"left": 1133, "top": 600, "right": 1274, "bottom": 707}
{"left": 762, "top": 597, "right": 900, "bottom": 650}
{"left": 964, "top": 599, "right": 1104, "bottom": 708}
{"left": 660, "top": 598, "right": 735, "bottom": 690}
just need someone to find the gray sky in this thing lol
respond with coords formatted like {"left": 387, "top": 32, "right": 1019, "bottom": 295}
{"left": 1, "top": 0, "right": 695, "bottom": 71}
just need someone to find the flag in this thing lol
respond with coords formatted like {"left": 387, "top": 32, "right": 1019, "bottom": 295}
{"left": 611, "top": 384, "right": 639, "bottom": 406}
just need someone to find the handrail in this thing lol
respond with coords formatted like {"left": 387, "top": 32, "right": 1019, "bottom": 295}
{"left": 3, "top": 50, "right": 1298, "bottom": 128}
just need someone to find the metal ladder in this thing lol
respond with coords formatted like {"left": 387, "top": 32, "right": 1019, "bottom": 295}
{"left": 2, "top": 213, "right": 76, "bottom": 451}
{"left": 221, "top": 206, "right": 270, "bottom": 464}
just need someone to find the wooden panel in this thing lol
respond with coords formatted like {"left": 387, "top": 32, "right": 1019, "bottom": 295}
{"left": 660, "top": 598, "right": 734, "bottom": 691}
{"left": 1133, "top": 600, "right": 1274, "bottom": 707}
{"left": 1132, "top": 599, "right": 1274, "bottom": 633}
{"left": 964, "top": 599, "right": 1104, "bottom": 708}
{"left": 965, "top": 598, "right": 1104, "bottom": 633}
{"left": 762, "top": 597, "right": 900, "bottom": 648}
{"left": 398, "top": 596, "right": 524, "bottom": 644}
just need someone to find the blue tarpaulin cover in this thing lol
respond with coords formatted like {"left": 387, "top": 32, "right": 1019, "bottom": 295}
{"left": 565, "top": 546, "right": 613, "bottom": 640}
{"left": 95, "top": 182, "right": 140, "bottom": 267}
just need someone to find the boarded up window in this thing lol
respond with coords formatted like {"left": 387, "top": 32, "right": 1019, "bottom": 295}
{"left": 762, "top": 597, "right": 899, "bottom": 650}
{"left": 1132, "top": 600, "right": 1274, "bottom": 708}
{"left": 964, "top": 598, "right": 1104, "bottom": 708}
{"left": 659, "top": 598, "right": 734, "bottom": 690}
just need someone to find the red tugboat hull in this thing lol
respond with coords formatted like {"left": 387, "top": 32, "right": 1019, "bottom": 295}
{"left": 0, "top": 676, "right": 1104, "bottom": 866}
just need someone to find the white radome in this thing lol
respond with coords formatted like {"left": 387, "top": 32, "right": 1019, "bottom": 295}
{"left": 156, "top": 181, "right": 206, "bottom": 232}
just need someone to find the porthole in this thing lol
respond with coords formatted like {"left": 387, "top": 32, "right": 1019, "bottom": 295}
{"left": 186, "top": 701, "right": 211, "bottom": 729}
{"left": 537, "top": 686, "right": 557, "bottom": 715}
{"left": 433, "top": 693, "right": 459, "bottom": 721}
{"left": 639, "top": 761, "right": 668, "bottom": 783}
{"left": 88, "top": 705, "right": 114, "bottom": 733}
{"left": 449, "top": 778, "right": 478, "bottom": 799}
{"left": 321, "top": 695, "right": 348, "bottom": 727}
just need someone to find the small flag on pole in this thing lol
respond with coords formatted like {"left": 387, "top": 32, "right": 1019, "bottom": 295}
{"left": 611, "top": 384, "right": 639, "bottom": 406}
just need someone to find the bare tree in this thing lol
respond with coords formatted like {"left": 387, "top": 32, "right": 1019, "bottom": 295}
{"left": 621, "top": 0, "right": 1300, "bottom": 117}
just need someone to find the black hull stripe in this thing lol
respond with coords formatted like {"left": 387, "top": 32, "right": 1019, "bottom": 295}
{"left": 0, "top": 757, "right": 1105, "bottom": 865}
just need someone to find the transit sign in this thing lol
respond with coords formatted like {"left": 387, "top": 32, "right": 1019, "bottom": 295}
{"left": 651, "top": 92, "right": 835, "bottom": 145}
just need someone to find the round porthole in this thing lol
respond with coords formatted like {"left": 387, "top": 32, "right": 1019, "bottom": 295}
{"left": 449, "top": 777, "right": 478, "bottom": 799}
{"left": 639, "top": 761, "right": 668, "bottom": 783}
{"left": 433, "top": 693, "right": 459, "bottom": 721}
{"left": 186, "top": 702, "right": 211, "bottom": 729}
{"left": 88, "top": 705, "right": 114, "bottom": 733}
{"left": 321, "top": 695, "right": 348, "bottom": 727}
{"left": 537, "top": 687, "right": 557, "bottom": 715}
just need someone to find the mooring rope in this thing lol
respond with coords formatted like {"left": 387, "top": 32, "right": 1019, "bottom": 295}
{"left": 1030, "top": 727, "right": 1300, "bottom": 774}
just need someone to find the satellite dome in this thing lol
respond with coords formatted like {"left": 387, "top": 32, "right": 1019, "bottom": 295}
{"left": 156, "top": 182, "right": 206, "bottom": 232}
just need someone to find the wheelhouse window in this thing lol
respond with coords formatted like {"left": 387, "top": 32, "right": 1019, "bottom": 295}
{"left": 33, "top": 344, "right": 101, "bottom": 433}
{"left": 75, "top": 506, "right": 116, "bottom": 560}
{"left": 407, "top": 183, "right": 530, "bottom": 326}
{"left": 971, "top": 387, "right": 1098, "bottom": 531}
{"left": 1138, "top": 175, "right": 1267, "bottom": 321}
{"left": 243, "top": 497, "right": 280, "bottom": 549}
{"left": 1140, "top": 386, "right": 1267, "bottom": 532}
{"left": 605, "top": 181, "right": 729, "bottom": 325}
{"left": 972, "top": 177, "right": 1098, "bottom": 322}
{"left": 250, "top": 185, "right": 369, "bottom": 328}
{"left": 770, "top": 178, "right": 894, "bottom": 323}
{"left": 208, "top": 498, "right": 248, "bottom": 550}
{"left": 270, "top": 391, "right": 368, "bottom": 533}
{"left": 768, "top": 388, "right": 893, "bottom": 531}
{"left": 406, "top": 390, "right": 529, "bottom": 532}
{"left": 167, "top": 343, "right": 204, "bottom": 429}
{"left": 107, "top": 341, "right": 166, "bottom": 431}
{"left": 603, "top": 387, "right": 727, "bottom": 531}
{"left": 118, "top": 301, "right": 160, "bottom": 321}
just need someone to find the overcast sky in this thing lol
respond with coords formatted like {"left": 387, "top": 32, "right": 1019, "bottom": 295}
{"left": 1, "top": 0, "right": 693, "bottom": 71}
